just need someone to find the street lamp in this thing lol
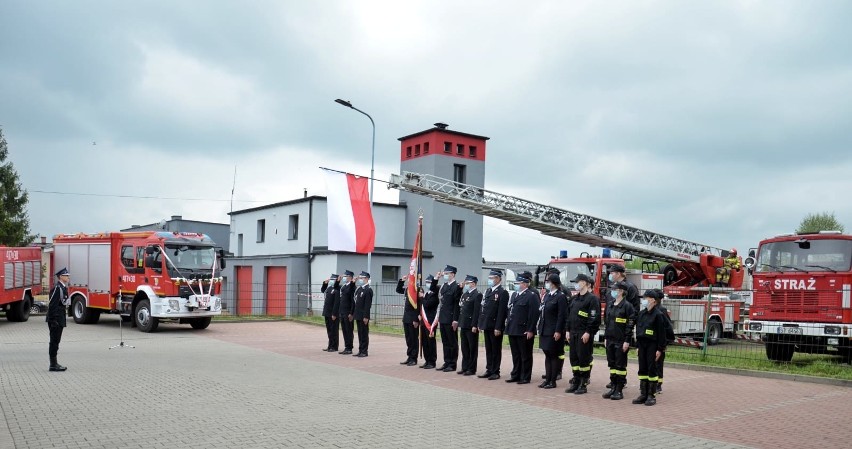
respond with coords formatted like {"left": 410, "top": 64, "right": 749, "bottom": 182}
{"left": 334, "top": 98, "right": 375, "bottom": 274}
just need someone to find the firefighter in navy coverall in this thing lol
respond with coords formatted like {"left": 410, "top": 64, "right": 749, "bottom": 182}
{"left": 632, "top": 289, "right": 668, "bottom": 406}
{"left": 477, "top": 269, "right": 509, "bottom": 380}
{"left": 337, "top": 270, "right": 356, "bottom": 355}
{"left": 538, "top": 273, "right": 567, "bottom": 389}
{"left": 602, "top": 281, "right": 636, "bottom": 400}
{"left": 565, "top": 274, "right": 601, "bottom": 394}
{"left": 419, "top": 275, "right": 439, "bottom": 369}
{"left": 47, "top": 268, "right": 71, "bottom": 372}
{"left": 396, "top": 276, "right": 420, "bottom": 366}
{"left": 320, "top": 273, "right": 341, "bottom": 352}
{"left": 457, "top": 275, "right": 482, "bottom": 375}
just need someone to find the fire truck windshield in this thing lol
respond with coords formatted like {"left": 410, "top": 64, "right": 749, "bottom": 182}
{"left": 165, "top": 245, "right": 216, "bottom": 271}
{"left": 756, "top": 239, "right": 852, "bottom": 273}
{"left": 549, "top": 263, "right": 593, "bottom": 285}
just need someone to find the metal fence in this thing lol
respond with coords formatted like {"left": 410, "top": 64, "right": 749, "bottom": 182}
{"left": 220, "top": 283, "right": 852, "bottom": 369}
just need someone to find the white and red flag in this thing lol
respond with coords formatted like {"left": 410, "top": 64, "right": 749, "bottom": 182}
{"left": 323, "top": 169, "right": 375, "bottom": 254}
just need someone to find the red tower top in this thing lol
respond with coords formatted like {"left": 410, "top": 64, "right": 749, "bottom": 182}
{"left": 398, "top": 123, "right": 489, "bottom": 162}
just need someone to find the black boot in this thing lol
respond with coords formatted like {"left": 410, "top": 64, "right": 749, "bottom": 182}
{"left": 602, "top": 374, "right": 616, "bottom": 399}
{"left": 574, "top": 377, "right": 588, "bottom": 395}
{"left": 656, "top": 381, "right": 663, "bottom": 394}
{"left": 610, "top": 377, "right": 625, "bottom": 400}
{"left": 632, "top": 380, "right": 648, "bottom": 404}
{"left": 645, "top": 381, "right": 657, "bottom": 406}
{"left": 564, "top": 377, "right": 579, "bottom": 394}
{"left": 49, "top": 356, "right": 66, "bottom": 372}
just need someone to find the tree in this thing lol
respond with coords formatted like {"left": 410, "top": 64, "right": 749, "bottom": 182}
{"left": 796, "top": 212, "right": 845, "bottom": 234}
{"left": 0, "top": 127, "right": 34, "bottom": 246}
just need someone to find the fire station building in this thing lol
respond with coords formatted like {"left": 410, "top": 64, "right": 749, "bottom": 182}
{"left": 221, "top": 123, "right": 488, "bottom": 317}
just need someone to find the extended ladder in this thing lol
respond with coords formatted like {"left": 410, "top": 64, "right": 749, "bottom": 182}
{"left": 389, "top": 171, "right": 727, "bottom": 264}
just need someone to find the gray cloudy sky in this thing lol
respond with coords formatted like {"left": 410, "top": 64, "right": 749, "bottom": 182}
{"left": 2, "top": 0, "right": 850, "bottom": 263}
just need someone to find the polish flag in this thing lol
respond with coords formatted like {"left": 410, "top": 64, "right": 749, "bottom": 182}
{"left": 324, "top": 170, "right": 375, "bottom": 254}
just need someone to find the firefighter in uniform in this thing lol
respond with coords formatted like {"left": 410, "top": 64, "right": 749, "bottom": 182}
{"left": 352, "top": 271, "right": 373, "bottom": 358}
{"left": 565, "top": 274, "right": 601, "bottom": 394}
{"left": 321, "top": 273, "right": 341, "bottom": 352}
{"left": 653, "top": 288, "right": 675, "bottom": 394}
{"left": 457, "top": 275, "right": 482, "bottom": 376}
{"left": 47, "top": 268, "right": 71, "bottom": 372}
{"left": 396, "top": 276, "right": 421, "bottom": 366}
{"left": 632, "top": 289, "right": 668, "bottom": 406}
{"left": 541, "top": 267, "right": 569, "bottom": 381}
{"left": 608, "top": 264, "right": 640, "bottom": 312}
{"left": 504, "top": 272, "right": 539, "bottom": 384}
{"left": 477, "top": 269, "right": 509, "bottom": 380}
{"left": 338, "top": 270, "right": 356, "bottom": 355}
{"left": 419, "top": 275, "right": 439, "bottom": 369}
{"left": 602, "top": 281, "right": 636, "bottom": 400}
{"left": 716, "top": 248, "right": 741, "bottom": 286}
{"left": 538, "top": 274, "right": 567, "bottom": 389}
{"left": 436, "top": 265, "right": 462, "bottom": 372}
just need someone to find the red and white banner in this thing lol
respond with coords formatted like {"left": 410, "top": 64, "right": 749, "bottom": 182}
{"left": 324, "top": 170, "right": 375, "bottom": 254}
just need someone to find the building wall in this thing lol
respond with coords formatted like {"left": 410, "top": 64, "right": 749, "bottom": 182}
{"left": 231, "top": 201, "right": 313, "bottom": 257}
{"left": 220, "top": 255, "right": 310, "bottom": 316}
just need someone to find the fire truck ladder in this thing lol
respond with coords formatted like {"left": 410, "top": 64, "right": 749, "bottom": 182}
{"left": 388, "top": 171, "right": 727, "bottom": 264}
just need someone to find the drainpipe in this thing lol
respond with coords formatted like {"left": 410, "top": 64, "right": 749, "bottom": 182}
{"left": 306, "top": 197, "right": 314, "bottom": 316}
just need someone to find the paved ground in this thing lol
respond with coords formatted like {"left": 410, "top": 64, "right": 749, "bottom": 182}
{"left": 1, "top": 317, "right": 849, "bottom": 449}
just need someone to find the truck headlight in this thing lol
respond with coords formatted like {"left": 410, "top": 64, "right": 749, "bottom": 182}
{"left": 169, "top": 299, "right": 180, "bottom": 311}
{"left": 824, "top": 326, "right": 841, "bottom": 336}
{"left": 749, "top": 323, "right": 762, "bottom": 332}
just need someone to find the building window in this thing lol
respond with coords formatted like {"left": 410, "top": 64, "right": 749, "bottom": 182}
{"left": 456, "top": 144, "right": 464, "bottom": 155}
{"left": 415, "top": 144, "right": 421, "bottom": 156}
{"left": 453, "top": 164, "right": 467, "bottom": 184}
{"left": 257, "top": 219, "right": 266, "bottom": 243}
{"left": 424, "top": 142, "right": 430, "bottom": 154}
{"left": 444, "top": 142, "right": 452, "bottom": 153}
{"left": 406, "top": 146, "right": 412, "bottom": 158}
{"left": 451, "top": 220, "right": 465, "bottom": 247}
{"left": 382, "top": 265, "right": 400, "bottom": 283}
{"left": 469, "top": 146, "right": 477, "bottom": 158}
{"left": 288, "top": 214, "right": 299, "bottom": 240}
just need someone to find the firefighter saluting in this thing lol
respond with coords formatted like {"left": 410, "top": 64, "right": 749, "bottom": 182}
{"left": 632, "top": 289, "right": 669, "bottom": 406}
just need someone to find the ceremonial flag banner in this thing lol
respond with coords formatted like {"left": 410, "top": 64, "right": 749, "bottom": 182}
{"left": 324, "top": 170, "right": 376, "bottom": 254}
{"left": 406, "top": 217, "right": 423, "bottom": 310}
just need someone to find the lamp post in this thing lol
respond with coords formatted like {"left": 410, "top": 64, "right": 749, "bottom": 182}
{"left": 334, "top": 99, "right": 375, "bottom": 274}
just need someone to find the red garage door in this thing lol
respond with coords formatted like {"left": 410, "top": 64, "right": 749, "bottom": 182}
{"left": 236, "top": 266, "right": 253, "bottom": 315}
{"left": 266, "top": 266, "right": 287, "bottom": 316}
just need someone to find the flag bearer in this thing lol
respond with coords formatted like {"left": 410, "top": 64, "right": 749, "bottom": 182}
{"left": 437, "top": 265, "right": 462, "bottom": 372}
{"left": 353, "top": 271, "right": 373, "bottom": 358}
{"left": 565, "top": 274, "right": 601, "bottom": 394}
{"left": 477, "top": 269, "right": 509, "bottom": 380}
{"left": 458, "top": 275, "right": 482, "bottom": 376}
{"left": 419, "top": 275, "right": 439, "bottom": 369}
{"left": 602, "top": 281, "right": 636, "bottom": 400}
{"left": 321, "top": 273, "right": 341, "bottom": 352}
{"left": 396, "top": 277, "right": 420, "bottom": 366}
{"left": 338, "top": 270, "right": 356, "bottom": 355}
{"left": 632, "top": 289, "right": 668, "bottom": 406}
{"left": 538, "top": 274, "right": 567, "bottom": 389}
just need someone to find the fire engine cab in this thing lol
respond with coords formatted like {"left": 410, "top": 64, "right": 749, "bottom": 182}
{"left": 52, "top": 231, "right": 225, "bottom": 332}
{"left": 1, "top": 246, "right": 42, "bottom": 322}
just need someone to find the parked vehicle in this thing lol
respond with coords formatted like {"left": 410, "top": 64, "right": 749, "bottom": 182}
{"left": 1, "top": 246, "right": 42, "bottom": 322}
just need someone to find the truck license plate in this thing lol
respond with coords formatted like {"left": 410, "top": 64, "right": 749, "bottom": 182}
{"left": 777, "top": 327, "right": 802, "bottom": 335}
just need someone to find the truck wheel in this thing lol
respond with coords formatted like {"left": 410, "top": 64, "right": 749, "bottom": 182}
{"left": 190, "top": 317, "right": 212, "bottom": 330}
{"left": 662, "top": 264, "right": 678, "bottom": 286}
{"left": 7, "top": 295, "right": 32, "bottom": 322}
{"left": 134, "top": 299, "right": 159, "bottom": 333}
{"left": 72, "top": 296, "right": 90, "bottom": 324}
{"left": 765, "top": 341, "right": 794, "bottom": 362}
{"left": 707, "top": 320, "right": 722, "bottom": 346}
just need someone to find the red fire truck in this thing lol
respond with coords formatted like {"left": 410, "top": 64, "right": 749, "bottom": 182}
{"left": 1, "top": 246, "right": 42, "bottom": 322}
{"left": 747, "top": 232, "right": 852, "bottom": 362}
{"left": 52, "top": 231, "right": 225, "bottom": 332}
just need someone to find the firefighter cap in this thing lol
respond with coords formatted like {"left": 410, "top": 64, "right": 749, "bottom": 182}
{"left": 547, "top": 273, "right": 562, "bottom": 285}
{"left": 612, "top": 281, "right": 630, "bottom": 291}
{"left": 570, "top": 273, "right": 594, "bottom": 285}
{"left": 515, "top": 273, "right": 532, "bottom": 284}
{"left": 359, "top": 271, "right": 370, "bottom": 279}
{"left": 642, "top": 289, "right": 663, "bottom": 300}
{"left": 464, "top": 275, "right": 478, "bottom": 283}
{"left": 425, "top": 274, "right": 435, "bottom": 282}
{"left": 488, "top": 269, "right": 503, "bottom": 278}
{"left": 329, "top": 273, "right": 339, "bottom": 279}
{"left": 608, "top": 264, "right": 625, "bottom": 273}
{"left": 55, "top": 267, "right": 70, "bottom": 277}
{"left": 343, "top": 270, "right": 355, "bottom": 277}
{"left": 443, "top": 265, "right": 457, "bottom": 274}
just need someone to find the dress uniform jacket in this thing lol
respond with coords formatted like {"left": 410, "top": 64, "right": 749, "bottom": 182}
{"left": 46, "top": 282, "right": 69, "bottom": 327}
{"left": 566, "top": 291, "right": 601, "bottom": 335}
{"left": 396, "top": 279, "right": 420, "bottom": 324}
{"left": 504, "top": 288, "right": 540, "bottom": 337}
{"left": 421, "top": 285, "right": 440, "bottom": 327}
{"left": 339, "top": 281, "right": 356, "bottom": 317}
{"left": 438, "top": 281, "right": 462, "bottom": 325}
{"left": 538, "top": 290, "right": 567, "bottom": 351}
{"left": 478, "top": 285, "right": 509, "bottom": 331}
{"left": 353, "top": 284, "right": 373, "bottom": 321}
{"left": 603, "top": 299, "right": 636, "bottom": 344}
{"left": 321, "top": 283, "right": 341, "bottom": 318}
{"left": 458, "top": 289, "right": 482, "bottom": 329}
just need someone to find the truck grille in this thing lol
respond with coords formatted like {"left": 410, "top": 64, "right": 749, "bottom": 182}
{"left": 753, "top": 290, "right": 841, "bottom": 322}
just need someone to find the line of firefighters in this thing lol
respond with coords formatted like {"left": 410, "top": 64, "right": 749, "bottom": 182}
{"left": 321, "top": 264, "right": 675, "bottom": 406}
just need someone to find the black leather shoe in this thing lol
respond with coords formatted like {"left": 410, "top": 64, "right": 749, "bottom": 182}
{"left": 463, "top": 371, "right": 475, "bottom": 376}
{"left": 436, "top": 365, "right": 448, "bottom": 371}
{"left": 322, "top": 348, "right": 329, "bottom": 352}
{"left": 423, "top": 364, "right": 436, "bottom": 369}
{"left": 505, "top": 377, "right": 519, "bottom": 383}
{"left": 406, "top": 360, "right": 417, "bottom": 366}
{"left": 442, "top": 367, "right": 455, "bottom": 372}
{"left": 538, "top": 381, "right": 549, "bottom": 388}
{"left": 357, "top": 353, "right": 368, "bottom": 358}
{"left": 339, "top": 350, "right": 352, "bottom": 355}
{"left": 477, "top": 372, "right": 492, "bottom": 378}
{"left": 352, "top": 352, "right": 362, "bottom": 357}
{"left": 518, "top": 379, "right": 531, "bottom": 385}
{"left": 400, "top": 359, "right": 412, "bottom": 365}
{"left": 49, "top": 365, "right": 67, "bottom": 372}
{"left": 543, "top": 382, "right": 556, "bottom": 389}
{"left": 488, "top": 374, "right": 501, "bottom": 380}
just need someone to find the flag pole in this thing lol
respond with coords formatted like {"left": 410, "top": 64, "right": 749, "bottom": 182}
{"left": 417, "top": 212, "right": 424, "bottom": 361}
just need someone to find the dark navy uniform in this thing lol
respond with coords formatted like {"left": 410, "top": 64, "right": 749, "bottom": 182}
{"left": 477, "top": 276, "right": 509, "bottom": 378}
{"left": 419, "top": 277, "right": 440, "bottom": 368}
{"left": 352, "top": 272, "right": 373, "bottom": 357}
{"left": 457, "top": 277, "right": 482, "bottom": 375}
{"left": 321, "top": 274, "right": 341, "bottom": 352}
{"left": 633, "top": 290, "right": 669, "bottom": 406}
{"left": 602, "top": 283, "right": 636, "bottom": 399}
{"left": 338, "top": 271, "right": 356, "bottom": 354}
{"left": 396, "top": 278, "right": 420, "bottom": 365}
{"left": 504, "top": 276, "right": 540, "bottom": 384}
{"left": 538, "top": 281, "right": 567, "bottom": 387}
{"left": 46, "top": 268, "right": 70, "bottom": 371}
{"left": 565, "top": 283, "right": 601, "bottom": 393}
{"left": 437, "top": 266, "right": 462, "bottom": 371}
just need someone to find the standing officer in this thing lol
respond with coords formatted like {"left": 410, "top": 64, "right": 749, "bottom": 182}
{"left": 457, "top": 275, "right": 482, "bottom": 376}
{"left": 653, "top": 288, "right": 675, "bottom": 394}
{"left": 396, "top": 276, "right": 420, "bottom": 366}
{"left": 538, "top": 274, "right": 567, "bottom": 389}
{"left": 608, "top": 265, "right": 640, "bottom": 312}
{"left": 419, "top": 275, "right": 440, "bottom": 369}
{"left": 632, "top": 289, "right": 668, "bottom": 406}
{"left": 436, "top": 265, "right": 462, "bottom": 372}
{"left": 504, "top": 272, "right": 539, "bottom": 385}
{"left": 338, "top": 270, "right": 356, "bottom": 355}
{"left": 353, "top": 271, "right": 373, "bottom": 358}
{"left": 541, "top": 267, "right": 568, "bottom": 381}
{"left": 321, "top": 273, "right": 341, "bottom": 352}
{"left": 602, "top": 281, "right": 636, "bottom": 400}
{"left": 565, "top": 274, "right": 601, "bottom": 394}
{"left": 477, "top": 269, "right": 509, "bottom": 380}
{"left": 47, "top": 267, "right": 71, "bottom": 372}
